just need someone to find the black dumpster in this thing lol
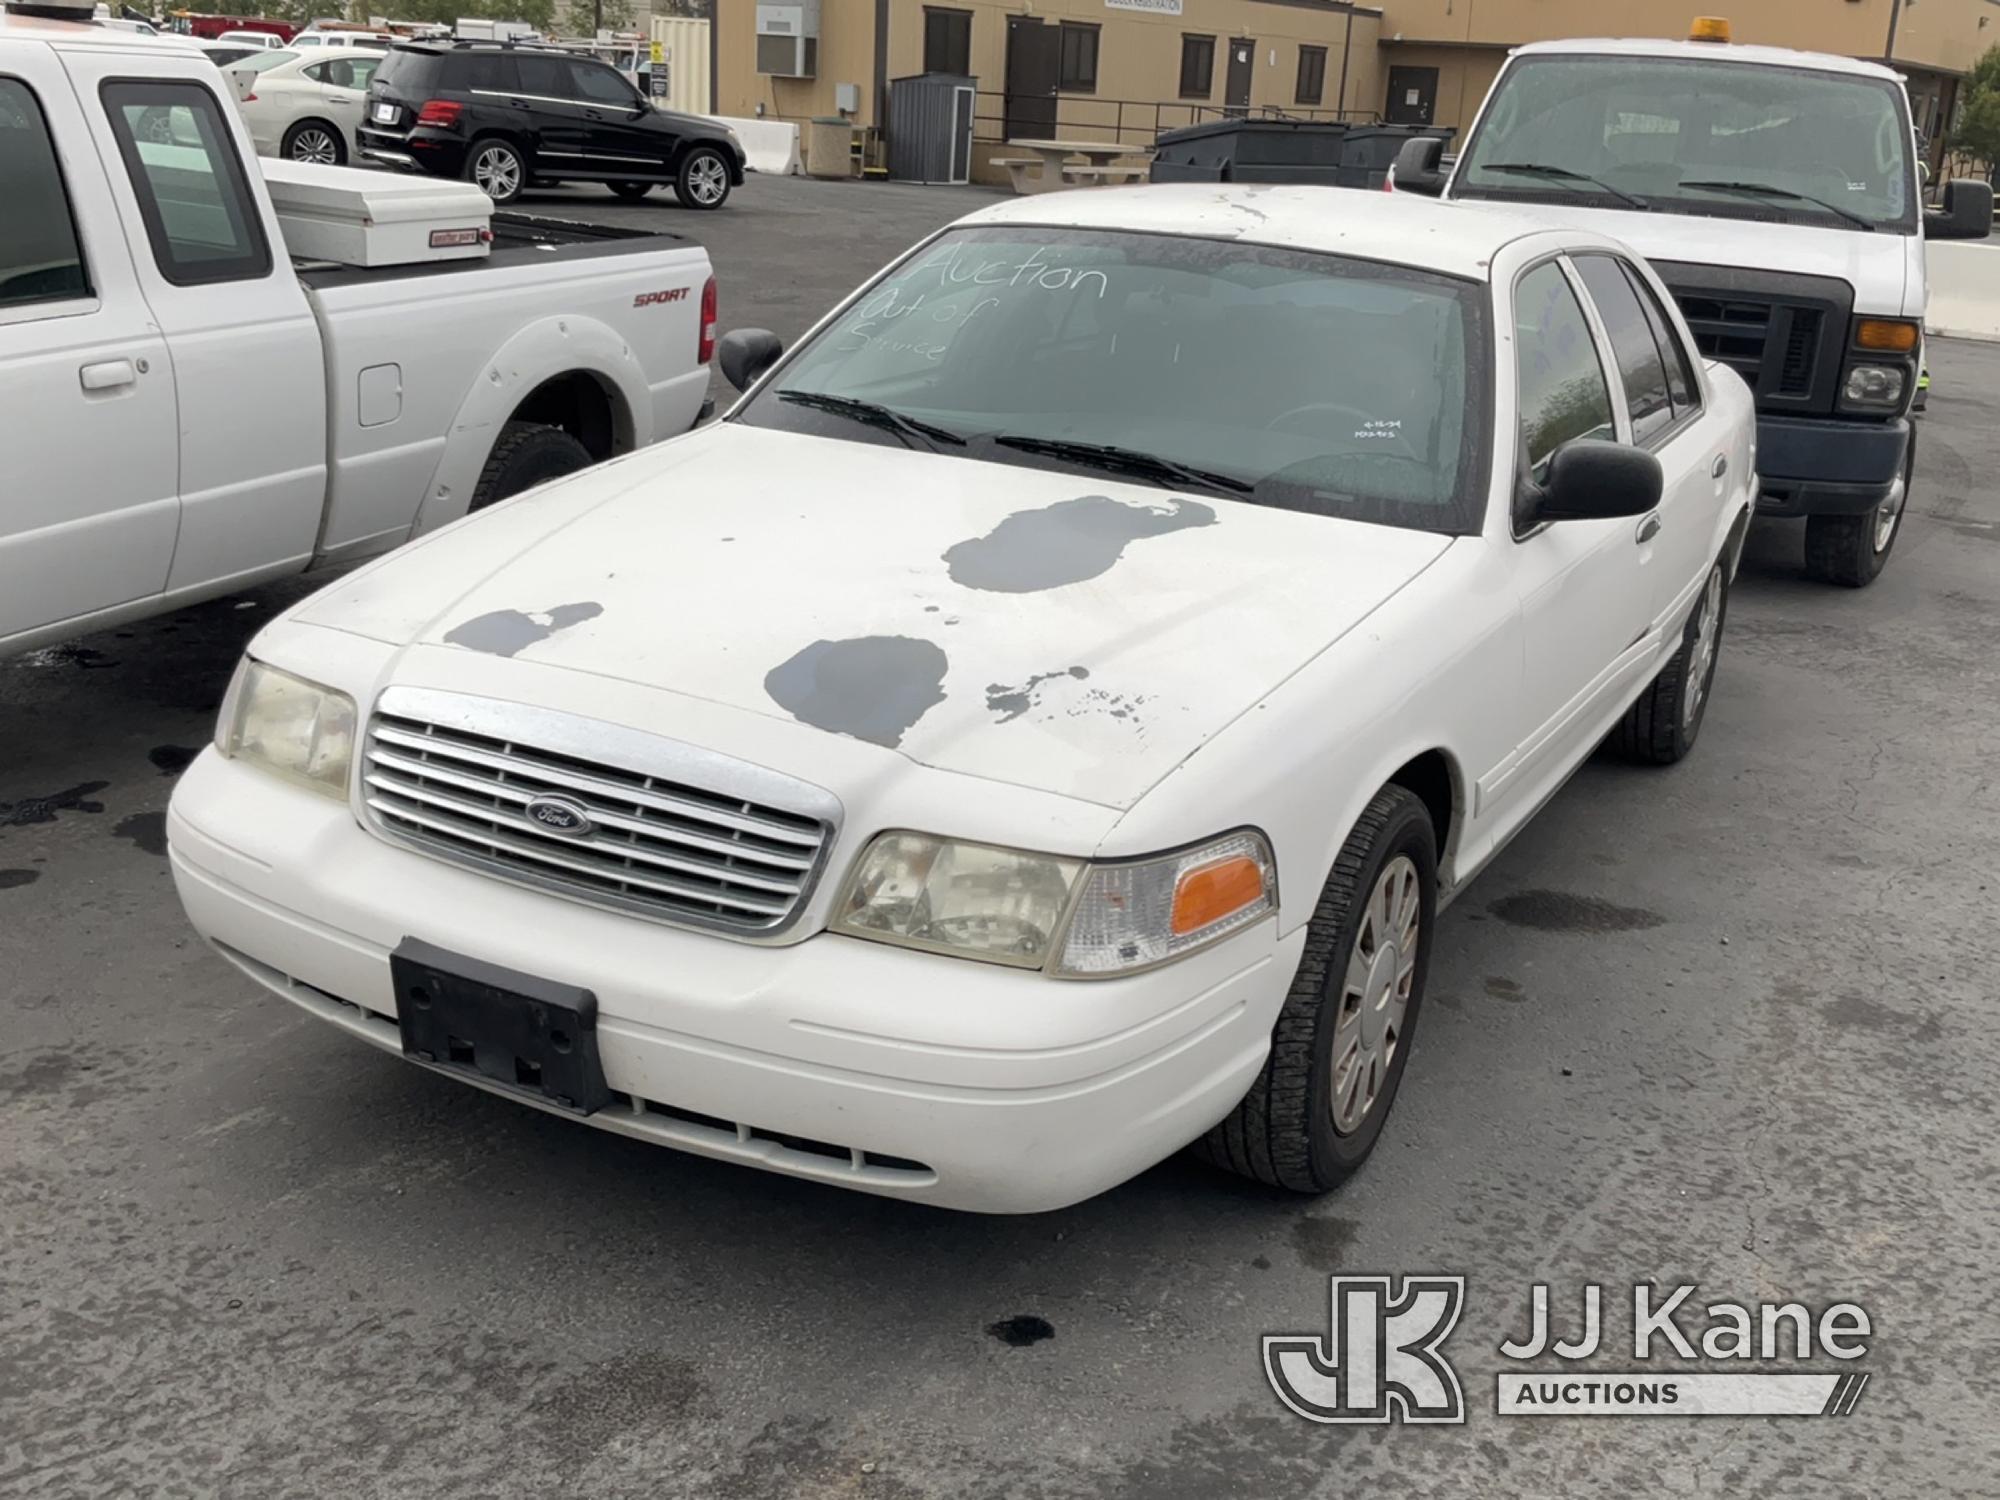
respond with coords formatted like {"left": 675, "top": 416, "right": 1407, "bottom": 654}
{"left": 1149, "top": 119, "right": 1452, "bottom": 190}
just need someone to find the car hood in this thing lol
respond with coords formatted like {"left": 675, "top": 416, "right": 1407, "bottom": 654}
{"left": 294, "top": 424, "right": 1454, "bottom": 808}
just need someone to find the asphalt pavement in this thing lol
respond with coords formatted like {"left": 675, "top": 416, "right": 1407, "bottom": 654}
{"left": 4, "top": 174, "right": 1998, "bottom": 1499}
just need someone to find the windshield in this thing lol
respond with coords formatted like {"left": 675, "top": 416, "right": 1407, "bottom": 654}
{"left": 736, "top": 226, "right": 1491, "bottom": 535}
{"left": 1457, "top": 55, "right": 1916, "bottom": 232}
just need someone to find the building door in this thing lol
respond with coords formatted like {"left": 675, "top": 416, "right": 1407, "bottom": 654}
{"left": 1004, "top": 17, "right": 1058, "bottom": 140}
{"left": 1385, "top": 65, "right": 1438, "bottom": 125}
{"left": 1225, "top": 37, "right": 1254, "bottom": 115}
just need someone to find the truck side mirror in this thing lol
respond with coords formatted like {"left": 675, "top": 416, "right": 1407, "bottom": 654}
{"left": 1924, "top": 178, "right": 1993, "bottom": 240}
{"left": 1524, "top": 440, "right": 1663, "bottom": 527}
{"left": 718, "top": 328, "right": 784, "bottom": 392}
{"left": 1390, "top": 136, "right": 1447, "bottom": 197}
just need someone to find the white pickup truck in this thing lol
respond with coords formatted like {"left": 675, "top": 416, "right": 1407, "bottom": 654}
{"left": 1, "top": 8, "right": 715, "bottom": 658}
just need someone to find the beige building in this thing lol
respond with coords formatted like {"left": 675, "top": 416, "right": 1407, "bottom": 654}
{"left": 714, "top": 0, "right": 1998, "bottom": 179}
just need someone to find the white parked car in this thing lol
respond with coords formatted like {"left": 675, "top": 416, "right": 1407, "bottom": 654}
{"left": 168, "top": 187, "right": 1756, "bottom": 1213}
{"left": 231, "top": 46, "right": 384, "bottom": 163}
{"left": 290, "top": 27, "right": 391, "bottom": 49}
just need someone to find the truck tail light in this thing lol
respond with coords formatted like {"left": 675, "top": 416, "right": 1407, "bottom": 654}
{"left": 415, "top": 99, "right": 462, "bottom": 128}
{"left": 698, "top": 276, "right": 717, "bottom": 364}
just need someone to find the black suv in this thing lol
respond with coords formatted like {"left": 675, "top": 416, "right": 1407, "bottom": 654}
{"left": 358, "top": 42, "right": 746, "bottom": 209}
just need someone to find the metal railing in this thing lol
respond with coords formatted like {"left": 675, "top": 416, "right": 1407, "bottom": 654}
{"left": 971, "top": 91, "right": 1378, "bottom": 149}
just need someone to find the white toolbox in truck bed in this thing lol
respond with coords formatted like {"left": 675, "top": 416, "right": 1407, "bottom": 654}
{"left": 262, "top": 159, "right": 492, "bottom": 267}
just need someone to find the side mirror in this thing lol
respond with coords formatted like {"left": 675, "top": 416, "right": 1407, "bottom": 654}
{"left": 718, "top": 328, "right": 784, "bottom": 392}
{"left": 1390, "top": 135, "right": 1447, "bottom": 197}
{"left": 1924, "top": 177, "right": 1993, "bottom": 240}
{"left": 1524, "top": 440, "right": 1663, "bottom": 526}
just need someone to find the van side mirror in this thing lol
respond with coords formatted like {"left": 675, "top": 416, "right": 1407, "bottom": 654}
{"left": 1391, "top": 136, "right": 1448, "bottom": 197}
{"left": 718, "top": 328, "right": 784, "bottom": 392}
{"left": 1522, "top": 440, "right": 1663, "bottom": 527}
{"left": 1924, "top": 178, "right": 1993, "bottom": 240}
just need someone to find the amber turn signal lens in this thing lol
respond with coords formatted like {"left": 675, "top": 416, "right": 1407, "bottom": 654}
{"left": 1855, "top": 319, "right": 1920, "bottom": 353}
{"left": 1171, "top": 855, "right": 1267, "bottom": 936}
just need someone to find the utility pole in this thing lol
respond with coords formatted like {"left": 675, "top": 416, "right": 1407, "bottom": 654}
{"left": 1884, "top": 0, "right": 1902, "bottom": 61}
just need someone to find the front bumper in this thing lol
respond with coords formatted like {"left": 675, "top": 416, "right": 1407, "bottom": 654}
{"left": 166, "top": 750, "right": 1292, "bottom": 1213}
{"left": 1755, "top": 415, "right": 1910, "bottom": 517}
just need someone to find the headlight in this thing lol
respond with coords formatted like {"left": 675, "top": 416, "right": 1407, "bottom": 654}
{"left": 1842, "top": 364, "right": 1906, "bottom": 407}
{"left": 216, "top": 659, "right": 356, "bottom": 800}
{"left": 831, "top": 828, "right": 1275, "bottom": 977}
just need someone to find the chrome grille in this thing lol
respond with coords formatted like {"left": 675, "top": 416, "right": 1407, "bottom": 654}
{"left": 361, "top": 691, "right": 836, "bottom": 935}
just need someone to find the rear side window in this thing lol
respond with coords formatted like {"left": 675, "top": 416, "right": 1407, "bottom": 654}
{"left": 1625, "top": 263, "right": 1701, "bottom": 415}
{"left": 102, "top": 80, "right": 271, "bottom": 287}
{"left": 1572, "top": 254, "right": 1673, "bottom": 444}
{"left": 0, "top": 77, "right": 91, "bottom": 310}
{"left": 513, "top": 55, "right": 572, "bottom": 98}
{"left": 457, "top": 53, "right": 520, "bottom": 93}
{"left": 1514, "top": 260, "right": 1614, "bottom": 473}
{"left": 374, "top": 48, "right": 442, "bottom": 93}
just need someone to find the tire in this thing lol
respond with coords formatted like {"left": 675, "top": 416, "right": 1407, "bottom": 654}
{"left": 674, "top": 146, "right": 732, "bottom": 210}
{"left": 464, "top": 138, "right": 527, "bottom": 204}
{"left": 1803, "top": 430, "right": 1913, "bottom": 587}
{"left": 282, "top": 119, "right": 345, "bottom": 166}
{"left": 608, "top": 180, "right": 655, "bottom": 200}
{"left": 470, "top": 421, "right": 592, "bottom": 513}
{"left": 1612, "top": 557, "right": 1728, "bottom": 765}
{"left": 1195, "top": 786, "right": 1437, "bottom": 1194}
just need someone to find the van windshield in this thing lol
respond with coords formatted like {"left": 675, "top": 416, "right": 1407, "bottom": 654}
{"left": 737, "top": 226, "right": 1492, "bottom": 536}
{"left": 1456, "top": 55, "right": 1916, "bottom": 233}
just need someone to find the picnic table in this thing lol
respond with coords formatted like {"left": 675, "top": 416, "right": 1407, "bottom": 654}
{"left": 996, "top": 138, "right": 1151, "bottom": 195}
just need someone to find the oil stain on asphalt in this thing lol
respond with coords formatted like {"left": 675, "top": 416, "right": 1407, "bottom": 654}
{"left": 0, "top": 869, "right": 39, "bottom": 890}
{"left": 986, "top": 1315, "right": 1055, "bottom": 1348}
{"left": 113, "top": 811, "right": 168, "bottom": 857}
{"left": 148, "top": 745, "right": 201, "bottom": 775}
{"left": 1487, "top": 890, "right": 1664, "bottom": 932}
{"left": 1, "top": 781, "right": 109, "bottom": 828}
{"left": 1291, "top": 1216, "right": 1359, "bottom": 1272}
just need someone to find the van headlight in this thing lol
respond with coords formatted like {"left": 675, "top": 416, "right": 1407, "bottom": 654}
{"left": 832, "top": 829, "right": 1275, "bottom": 977}
{"left": 216, "top": 658, "right": 356, "bottom": 800}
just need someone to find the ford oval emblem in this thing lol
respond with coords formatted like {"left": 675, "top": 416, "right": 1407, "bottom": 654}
{"left": 524, "top": 796, "right": 593, "bottom": 837}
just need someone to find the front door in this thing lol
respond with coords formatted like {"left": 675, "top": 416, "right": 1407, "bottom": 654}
{"left": 1225, "top": 37, "right": 1255, "bottom": 115}
{"left": 1385, "top": 66, "right": 1438, "bottom": 125}
{"left": 563, "top": 57, "right": 666, "bottom": 178}
{"left": 1004, "top": 17, "right": 1058, "bottom": 140}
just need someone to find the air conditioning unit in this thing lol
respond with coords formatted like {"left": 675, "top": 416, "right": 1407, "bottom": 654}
{"left": 755, "top": 1, "right": 819, "bottom": 78}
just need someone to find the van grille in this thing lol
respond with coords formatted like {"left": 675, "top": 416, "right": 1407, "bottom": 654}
{"left": 362, "top": 710, "right": 832, "bottom": 934}
{"left": 1655, "top": 262, "right": 1851, "bottom": 415}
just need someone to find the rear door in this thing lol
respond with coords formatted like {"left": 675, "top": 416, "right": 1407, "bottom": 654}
{"left": 1, "top": 60, "right": 178, "bottom": 647}
{"left": 308, "top": 51, "right": 382, "bottom": 154}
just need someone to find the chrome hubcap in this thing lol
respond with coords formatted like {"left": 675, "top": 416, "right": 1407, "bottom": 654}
{"left": 1330, "top": 854, "right": 1420, "bottom": 1136}
{"left": 1874, "top": 471, "right": 1907, "bottom": 552}
{"left": 1683, "top": 567, "right": 1723, "bottom": 730}
{"left": 688, "top": 155, "right": 726, "bottom": 204}
{"left": 292, "top": 129, "right": 337, "bottom": 164}
{"left": 474, "top": 147, "right": 520, "bottom": 198}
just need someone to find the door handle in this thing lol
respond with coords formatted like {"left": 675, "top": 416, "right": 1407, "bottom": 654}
{"left": 1712, "top": 454, "right": 1729, "bottom": 479}
{"left": 79, "top": 359, "right": 136, "bottom": 391}
{"left": 1636, "top": 513, "right": 1662, "bottom": 544}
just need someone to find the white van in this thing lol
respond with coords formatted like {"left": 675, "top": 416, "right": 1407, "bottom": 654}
{"left": 1393, "top": 23, "right": 1993, "bottom": 586}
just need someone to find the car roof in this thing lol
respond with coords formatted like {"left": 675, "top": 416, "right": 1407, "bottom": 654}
{"left": 1509, "top": 36, "right": 1904, "bottom": 83}
{"left": 955, "top": 184, "right": 1567, "bottom": 282}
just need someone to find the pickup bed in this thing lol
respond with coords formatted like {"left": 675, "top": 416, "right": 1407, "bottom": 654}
{"left": 1, "top": 13, "right": 715, "bottom": 657}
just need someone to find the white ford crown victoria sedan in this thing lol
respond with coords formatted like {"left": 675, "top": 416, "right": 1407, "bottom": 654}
{"left": 168, "top": 187, "right": 1755, "bottom": 1212}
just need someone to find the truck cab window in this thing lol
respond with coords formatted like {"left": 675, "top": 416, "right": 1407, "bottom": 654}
{"left": 0, "top": 77, "right": 90, "bottom": 310}
{"left": 101, "top": 80, "right": 271, "bottom": 286}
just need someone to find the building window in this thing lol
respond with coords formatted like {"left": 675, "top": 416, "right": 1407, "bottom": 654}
{"left": 1296, "top": 45, "right": 1326, "bottom": 107}
{"left": 923, "top": 7, "right": 971, "bottom": 76}
{"left": 1058, "top": 22, "right": 1099, "bottom": 93}
{"left": 1180, "top": 35, "right": 1215, "bottom": 99}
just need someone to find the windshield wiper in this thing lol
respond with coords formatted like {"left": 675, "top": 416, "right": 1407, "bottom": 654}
{"left": 1676, "top": 179, "right": 1875, "bottom": 231}
{"left": 989, "top": 435, "right": 1253, "bottom": 496}
{"left": 776, "top": 391, "right": 967, "bottom": 450}
{"left": 1482, "top": 162, "right": 1651, "bottom": 211}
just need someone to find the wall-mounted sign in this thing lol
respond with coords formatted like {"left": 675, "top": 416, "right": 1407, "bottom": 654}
{"left": 1105, "top": 0, "right": 1184, "bottom": 14}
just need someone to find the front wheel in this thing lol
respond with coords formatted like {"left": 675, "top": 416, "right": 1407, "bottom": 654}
{"left": 1613, "top": 558, "right": 1728, "bottom": 765}
{"left": 1803, "top": 435, "right": 1913, "bottom": 587}
{"left": 674, "top": 147, "right": 731, "bottom": 210}
{"left": 1195, "top": 785, "right": 1436, "bottom": 1194}
{"left": 465, "top": 139, "right": 526, "bottom": 204}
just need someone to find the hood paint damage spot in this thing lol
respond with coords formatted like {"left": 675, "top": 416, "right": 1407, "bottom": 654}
{"left": 444, "top": 602, "right": 603, "bottom": 657}
{"left": 986, "top": 666, "right": 1089, "bottom": 723}
{"left": 765, "top": 636, "right": 948, "bottom": 749}
{"left": 943, "top": 495, "right": 1216, "bottom": 594}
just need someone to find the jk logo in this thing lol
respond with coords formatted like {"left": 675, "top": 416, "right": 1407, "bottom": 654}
{"left": 1264, "top": 1276, "right": 1467, "bottom": 1424}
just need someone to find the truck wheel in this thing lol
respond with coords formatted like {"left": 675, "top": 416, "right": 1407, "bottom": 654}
{"left": 1804, "top": 436, "right": 1913, "bottom": 587}
{"left": 1612, "top": 559, "right": 1728, "bottom": 765}
{"left": 1194, "top": 786, "right": 1436, "bottom": 1194}
{"left": 674, "top": 147, "right": 732, "bottom": 210}
{"left": 609, "top": 180, "right": 654, "bottom": 200}
{"left": 465, "top": 138, "right": 527, "bottom": 204}
{"left": 470, "top": 422, "right": 592, "bottom": 513}
{"left": 282, "top": 120, "right": 345, "bottom": 166}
